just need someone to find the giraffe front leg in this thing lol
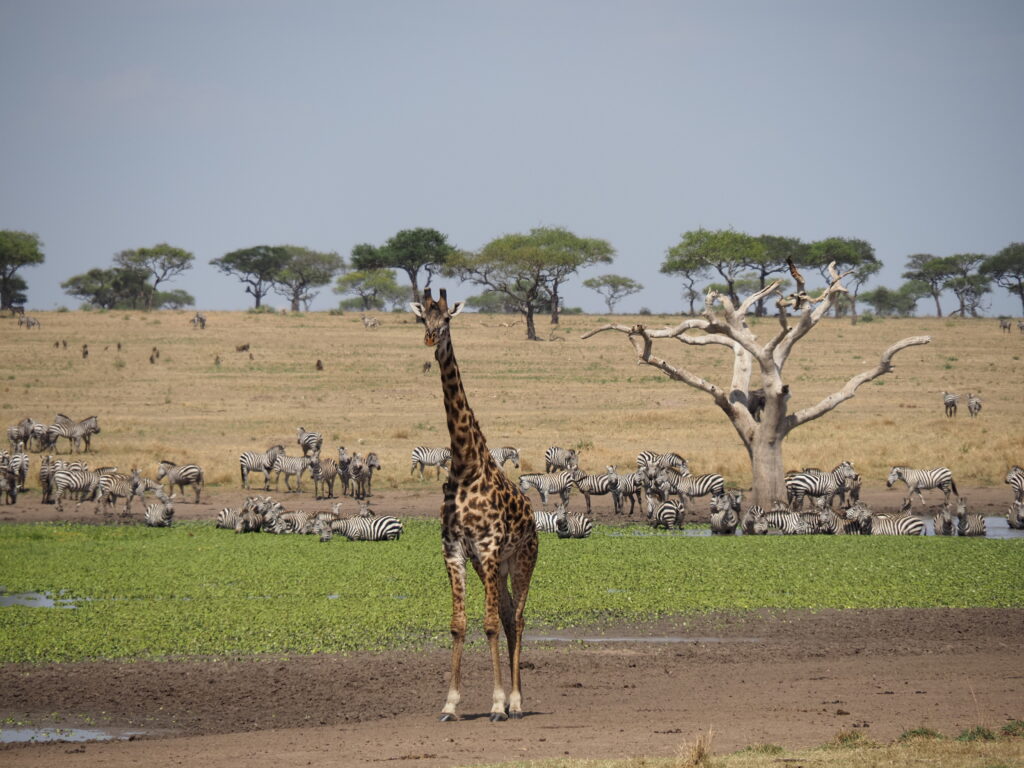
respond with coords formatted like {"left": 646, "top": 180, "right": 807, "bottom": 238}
{"left": 480, "top": 561, "right": 508, "bottom": 721}
{"left": 441, "top": 556, "right": 467, "bottom": 722}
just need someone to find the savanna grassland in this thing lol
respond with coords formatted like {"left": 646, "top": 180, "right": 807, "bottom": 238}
{"left": 2, "top": 308, "right": 1021, "bottom": 490}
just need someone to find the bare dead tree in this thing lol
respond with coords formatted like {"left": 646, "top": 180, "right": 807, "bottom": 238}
{"left": 583, "top": 261, "right": 931, "bottom": 506}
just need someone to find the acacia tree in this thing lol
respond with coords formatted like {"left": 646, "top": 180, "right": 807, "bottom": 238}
{"left": 273, "top": 247, "right": 345, "bottom": 311}
{"left": 664, "top": 228, "right": 764, "bottom": 308}
{"left": 351, "top": 228, "right": 456, "bottom": 302}
{"left": 211, "top": 246, "right": 290, "bottom": 308}
{"left": 807, "top": 237, "right": 879, "bottom": 321}
{"left": 582, "top": 274, "right": 643, "bottom": 312}
{"left": 583, "top": 263, "right": 931, "bottom": 506}
{"left": 530, "top": 227, "right": 614, "bottom": 324}
{"left": 114, "top": 244, "right": 194, "bottom": 310}
{"left": 334, "top": 268, "right": 406, "bottom": 311}
{"left": 0, "top": 230, "right": 45, "bottom": 309}
{"left": 943, "top": 253, "right": 989, "bottom": 317}
{"left": 981, "top": 243, "right": 1024, "bottom": 314}
{"left": 902, "top": 254, "right": 953, "bottom": 317}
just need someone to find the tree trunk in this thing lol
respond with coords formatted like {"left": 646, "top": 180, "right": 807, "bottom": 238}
{"left": 1018, "top": 285, "right": 1024, "bottom": 316}
{"left": 931, "top": 290, "right": 942, "bottom": 317}
{"left": 407, "top": 271, "right": 420, "bottom": 302}
{"left": 550, "top": 284, "right": 560, "bottom": 325}
{"left": 748, "top": 427, "right": 787, "bottom": 508}
{"left": 524, "top": 308, "right": 539, "bottom": 341}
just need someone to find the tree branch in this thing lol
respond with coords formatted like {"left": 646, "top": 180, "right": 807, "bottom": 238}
{"left": 785, "top": 335, "right": 931, "bottom": 431}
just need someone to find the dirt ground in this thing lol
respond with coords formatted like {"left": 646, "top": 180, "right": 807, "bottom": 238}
{"left": 2, "top": 486, "right": 1022, "bottom": 767}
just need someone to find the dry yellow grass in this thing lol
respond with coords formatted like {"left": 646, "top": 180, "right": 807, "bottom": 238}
{"left": 2, "top": 308, "right": 1021, "bottom": 492}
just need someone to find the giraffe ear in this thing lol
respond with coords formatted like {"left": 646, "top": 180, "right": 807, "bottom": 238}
{"left": 409, "top": 302, "right": 425, "bottom": 318}
{"left": 449, "top": 301, "right": 465, "bottom": 317}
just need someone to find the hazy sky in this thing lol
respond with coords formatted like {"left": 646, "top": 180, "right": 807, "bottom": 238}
{"left": 2, "top": 0, "right": 1022, "bottom": 315}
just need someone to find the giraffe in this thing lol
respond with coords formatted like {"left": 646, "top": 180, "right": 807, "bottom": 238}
{"left": 411, "top": 288, "right": 538, "bottom": 722}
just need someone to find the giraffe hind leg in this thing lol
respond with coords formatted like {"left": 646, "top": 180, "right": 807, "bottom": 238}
{"left": 441, "top": 556, "right": 467, "bottom": 722}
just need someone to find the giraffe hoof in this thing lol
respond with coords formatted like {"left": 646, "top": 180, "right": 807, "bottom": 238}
{"left": 508, "top": 710, "right": 524, "bottom": 720}
{"left": 439, "top": 713, "right": 459, "bottom": 722}
{"left": 489, "top": 712, "right": 508, "bottom": 722}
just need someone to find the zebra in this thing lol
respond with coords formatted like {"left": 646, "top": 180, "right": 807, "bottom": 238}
{"left": 645, "top": 495, "right": 684, "bottom": 529}
{"left": 1000, "top": 318, "right": 1012, "bottom": 333}
{"left": 886, "top": 466, "right": 958, "bottom": 506}
{"left": 73, "top": 416, "right": 100, "bottom": 453}
{"left": 518, "top": 471, "right": 576, "bottom": 508}
{"left": 544, "top": 446, "right": 580, "bottom": 473}
{"left": 144, "top": 499, "right": 175, "bottom": 527}
{"left": 316, "top": 514, "right": 403, "bottom": 542}
{"left": 296, "top": 427, "right": 323, "bottom": 457}
{"left": 1005, "top": 465, "right": 1024, "bottom": 503}
{"left": 1006, "top": 500, "right": 1024, "bottom": 530}
{"left": 966, "top": 393, "right": 982, "bottom": 418}
{"left": 216, "top": 507, "right": 241, "bottom": 529}
{"left": 489, "top": 446, "right": 521, "bottom": 471}
{"left": 784, "top": 462, "right": 856, "bottom": 511}
{"left": 410, "top": 446, "right": 451, "bottom": 480}
{"left": 0, "top": 466, "right": 17, "bottom": 504}
{"left": 3, "top": 450, "right": 29, "bottom": 491}
{"left": 653, "top": 469, "right": 724, "bottom": 503}
{"left": 235, "top": 509, "right": 264, "bottom": 533}
{"left": 845, "top": 504, "right": 925, "bottom": 535}
{"left": 360, "top": 314, "right": 380, "bottom": 329}
{"left": 337, "top": 447, "right": 354, "bottom": 496}
{"left": 43, "top": 413, "right": 76, "bottom": 454}
{"left": 934, "top": 502, "right": 957, "bottom": 536}
{"left": 557, "top": 506, "right": 593, "bottom": 539}
{"left": 7, "top": 417, "right": 35, "bottom": 451}
{"left": 351, "top": 451, "right": 382, "bottom": 499}
{"left": 636, "top": 451, "right": 689, "bottom": 481}
{"left": 52, "top": 467, "right": 103, "bottom": 512}
{"left": 155, "top": 461, "right": 205, "bottom": 503}
{"left": 38, "top": 455, "right": 55, "bottom": 503}
{"left": 710, "top": 491, "right": 741, "bottom": 535}
{"left": 740, "top": 504, "right": 769, "bottom": 535}
{"left": 29, "top": 422, "right": 48, "bottom": 452}
{"left": 190, "top": 311, "right": 207, "bottom": 329}
{"left": 941, "top": 391, "right": 960, "bottom": 417}
{"left": 94, "top": 470, "right": 139, "bottom": 515}
{"left": 271, "top": 454, "right": 311, "bottom": 493}
{"left": 18, "top": 315, "right": 40, "bottom": 329}
{"left": 569, "top": 468, "right": 618, "bottom": 514}
{"left": 815, "top": 504, "right": 862, "bottom": 535}
{"left": 309, "top": 454, "right": 340, "bottom": 499}
{"left": 534, "top": 504, "right": 564, "bottom": 533}
{"left": 239, "top": 445, "right": 286, "bottom": 490}
{"left": 764, "top": 501, "right": 811, "bottom": 534}
{"left": 605, "top": 465, "right": 645, "bottom": 515}
{"left": 271, "top": 510, "right": 317, "bottom": 535}
{"left": 954, "top": 497, "right": 986, "bottom": 537}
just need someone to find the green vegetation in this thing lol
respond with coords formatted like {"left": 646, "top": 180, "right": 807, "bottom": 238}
{"left": 1, "top": 520, "right": 1020, "bottom": 663}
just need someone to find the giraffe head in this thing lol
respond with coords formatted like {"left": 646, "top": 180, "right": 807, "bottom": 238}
{"left": 410, "top": 288, "right": 464, "bottom": 347}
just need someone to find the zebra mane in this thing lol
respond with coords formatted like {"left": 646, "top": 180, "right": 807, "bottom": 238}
{"left": 159, "top": 460, "right": 177, "bottom": 466}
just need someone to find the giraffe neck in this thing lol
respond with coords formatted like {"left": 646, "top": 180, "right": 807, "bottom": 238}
{"left": 435, "top": 336, "right": 488, "bottom": 478}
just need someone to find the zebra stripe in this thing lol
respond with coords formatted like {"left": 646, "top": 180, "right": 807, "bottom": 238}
{"left": 934, "top": 503, "right": 956, "bottom": 536}
{"left": 942, "top": 391, "right": 960, "bottom": 417}
{"left": 144, "top": 502, "right": 175, "bottom": 527}
{"left": 518, "top": 471, "right": 575, "bottom": 507}
{"left": 534, "top": 506, "right": 563, "bottom": 533}
{"left": 95, "top": 471, "right": 137, "bottom": 516}
{"left": 605, "top": 465, "right": 645, "bottom": 516}
{"left": 271, "top": 455, "right": 311, "bottom": 493}
{"left": 569, "top": 469, "right": 618, "bottom": 514}
{"left": 52, "top": 468, "right": 102, "bottom": 512}
{"left": 636, "top": 451, "right": 689, "bottom": 481}
{"left": 351, "top": 451, "right": 382, "bottom": 499}
{"left": 886, "top": 466, "right": 957, "bottom": 505}
{"left": 763, "top": 509, "right": 810, "bottom": 535}
{"left": 240, "top": 445, "right": 285, "bottom": 490}
{"left": 544, "top": 446, "right": 580, "bottom": 473}
{"left": 317, "top": 515, "right": 403, "bottom": 542}
{"left": 557, "top": 507, "right": 593, "bottom": 539}
{"left": 815, "top": 506, "right": 862, "bottom": 535}
{"left": 710, "top": 491, "right": 741, "bottom": 535}
{"left": 155, "top": 461, "right": 205, "bottom": 503}
{"left": 785, "top": 462, "right": 855, "bottom": 510}
{"left": 1006, "top": 500, "right": 1024, "bottom": 530}
{"left": 846, "top": 504, "right": 925, "bottom": 535}
{"left": 645, "top": 496, "right": 684, "bottom": 529}
{"left": 310, "top": 455, "right": 340, "bottom": 499}
{"left": 966, "top": 393, "right": 982, "bottom": 418}
{"left": 296, "top": 427, "right": 323, "bottom": 457}
{"left": 410, "top": 446, "right": 451, "bottom": 480}
{"left": 1005, "top": 465, "right": 1024, "bottom": 503}
{"left": 740, "top": 505, "right": 768, "bottom": 535}
{"left": 216, "top": 507, "right": 241, "bottom": 529}
{"left": 489, "top": 446, "right": 521, "bottom": 470}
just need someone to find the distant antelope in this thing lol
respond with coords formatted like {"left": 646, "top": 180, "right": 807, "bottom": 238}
{"left": 315, "top": 359, "right": 324, "bottom": 371}
{"left": 236, "top": 343, "right": 250, "bottom": 352}
{"left": 81, "top": 344, "right": 89, "bottom": 359}
{"left": 422, "top": 361, "right": 432, "bottom": 374}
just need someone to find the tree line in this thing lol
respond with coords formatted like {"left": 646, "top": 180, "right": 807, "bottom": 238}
{"left": 1, "top": 227, "right": 1022, "bottom": 339}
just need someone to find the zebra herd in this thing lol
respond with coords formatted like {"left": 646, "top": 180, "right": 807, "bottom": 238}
{"left": 941, "top": 391, "right": 982, "bottom": 418}
{"left": 216, "top": 495, "right": 403, "bottom": 542}
{"left": 7, "top": 414, "right": 101, "bottom": 454}
{"left": 240, "top": 430, "right": 382, "bottom": 500}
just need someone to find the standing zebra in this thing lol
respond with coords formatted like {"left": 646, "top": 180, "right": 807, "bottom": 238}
{"left": 351, "top": 451, "right": 381, "bottom": 499}
{"left": 410, "top": 446, "right": 451, "bottom": 480}
{"left": 518, "top": 471, "right": 576, "bottom": 508}
{"left": 544, "top": 446, "right": 580, "bottom": 473}
{"left": 966, "top": 393, "right": 982, "bottom": 418}
{"left": 954, "top": 497, "right": 986, "bottom": 537}
{"left": 645, "top": 495, "right": 684, "bottom": 529}
{"left": 271, "top": 454, "right": 311, "bottom": 493}
{"left": 296, "top": 426, "right": 323, "bottom": 457}
{"left": 845, "top": 504, "right": 925, "bottom": 535}
{"left": 190, "top": 312, "right": 207, "bottom": 329}
{"left": 315, "top": 514, "right": 403, "bottom": 542}
{"left": 337, "top": 447, "right": 354, "bottom": 495}
{"left": 941, "top": 391, "right": 960, "bottom": 417}
{"left": 569, "top": 468, "right": 618, "bottom": 514}
{"left": 1006, "top": 465, "right": 1024, "bottom": 503}
{"left": 239, "top": 445, "right": 286, "bottom": 490}
{"left": 52, "top": 467, "right": 103, "bottom": 512}
{"left": 785, "top": 462, "right": 856, "bottom": 511}
{"left": 309, "top": 454, "right": 340, "bottom": 499}
{"left": 489, "top": 446, "right": 521, "bottom": 471}
{"left": 710, "top": 491, "right": 741, "bottom": 535}
{"left": 653, "top": 469, "right": 724, "bottom": 503}
{"left": 7, "top": 417, "right": 35, "bottom": 451}
{"left": 1000, "top": 318, "right": 1012, "bottom": 333}
{"left": 605, "top": 465, "right": 645, "bottom": 515}
{"left": 886, "top": 465, "right": 958, "bottom": 506}
{"left": 95, "top": 470, "right": 139, "bottom": 516}
{"left": 636, "top": 451, "right": 689, "bottom": 481}
{"left": 155, "top": 461, "right": 205, "bottom": 503}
